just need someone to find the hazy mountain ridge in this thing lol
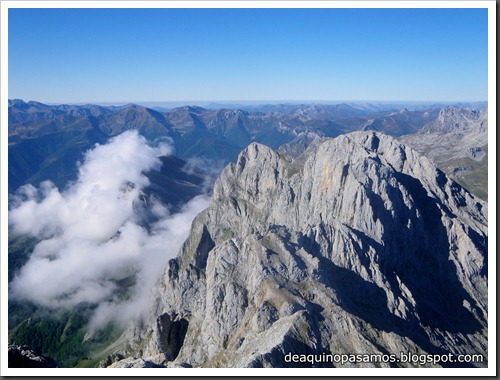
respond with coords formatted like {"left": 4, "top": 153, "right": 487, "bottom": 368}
{"left": 8, "top": 99, "right": 118, "bottom": 128}
{"left": 8, "top": 99, "right": 448, "bottom": 193}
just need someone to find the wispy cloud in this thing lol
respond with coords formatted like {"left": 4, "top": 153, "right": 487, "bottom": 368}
{"left": 9, "top": 130, "right": 209, "bottom": 327}
{"left": 183, "top": 156, "right": 225, "bottom": 193}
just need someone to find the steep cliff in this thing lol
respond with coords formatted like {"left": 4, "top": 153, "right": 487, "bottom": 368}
{"left": 123, "top": 131, "right": 487, "bottom": 368}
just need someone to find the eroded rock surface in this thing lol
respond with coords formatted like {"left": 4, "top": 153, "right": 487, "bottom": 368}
{"left": 125, "top": 131, "right": 488, "bottom": 368}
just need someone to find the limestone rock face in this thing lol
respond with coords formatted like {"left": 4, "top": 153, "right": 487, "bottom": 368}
{"left": 107, "top": 358, "right": 162, "bottom": 368}
{"left": 401, "top": 107, "right": 488, "bottom": 162}
{"left": 400, "top": 107, "right": 488, "bottom": 200}
{"left": 420, "top": 106, "right": 487, "bottom": 135}
{"left": 129, "top": 131, "right": 488, "bottom": 368}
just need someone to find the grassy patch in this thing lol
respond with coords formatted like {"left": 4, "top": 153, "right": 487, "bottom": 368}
{"left": 9, "top": 305, "right": 124, "bottom": 368}
{"left": 439, "top": 146, "right": 488, "bottom": 201}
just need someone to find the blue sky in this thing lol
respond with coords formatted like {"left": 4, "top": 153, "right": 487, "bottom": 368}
{"left": 8, "top": 7, "right": 488, "bottom": 104}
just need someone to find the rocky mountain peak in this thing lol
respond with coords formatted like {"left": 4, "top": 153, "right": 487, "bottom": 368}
{"left": 421, "top": 106, "right": 486, "bottom": 134}
{"left": 120, "top": 131, "right": 488, "bottom": 368}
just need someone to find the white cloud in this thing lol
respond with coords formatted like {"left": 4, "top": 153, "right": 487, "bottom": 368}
{"left": 183, "top": 156, "right": 225, "bottom": 193}
{"left": 88, "top": 194, "right": 209, "bottom": 329}
{"left": 9, "top": 130, "right": 209, "bottom": 327}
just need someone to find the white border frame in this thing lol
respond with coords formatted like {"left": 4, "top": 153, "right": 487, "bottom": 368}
{"left": 1, "top": 1, "right": 496, "bottom": 377}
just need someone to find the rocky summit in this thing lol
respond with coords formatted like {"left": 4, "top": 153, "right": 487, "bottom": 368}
{"left": 400, "top": 107, "right": 488, "bottom": 201}
{"left": 120, "top": 131, "right": 487, "bottom": 368}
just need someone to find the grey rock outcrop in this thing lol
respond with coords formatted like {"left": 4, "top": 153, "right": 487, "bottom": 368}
{"left": 126, "top": 131, "right": 487, "bottom": 368}
{"left": 108, "top": 358, "right": 163, "bottom": 368}
{"left": 8, "top": 345, "right": 58, "bottom": 368}
{"left": 400, "top": 107, "right": 488, "bottom": 200}
{"left": 401, "top": 107, "right": 488, "bottom": 161}
{"left": 419, "top": 106, "right": 487, "bottom": 134}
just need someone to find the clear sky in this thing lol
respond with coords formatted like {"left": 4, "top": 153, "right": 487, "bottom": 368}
{"left": 8, "top": 6, "right": 488, "bottom": 104}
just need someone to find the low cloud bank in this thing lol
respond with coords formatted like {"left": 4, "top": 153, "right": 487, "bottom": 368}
{"left": 9, "top": 130, "right": 210, "bottom": 327}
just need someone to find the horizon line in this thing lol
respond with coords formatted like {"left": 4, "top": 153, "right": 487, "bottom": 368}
{"left": 9, "top": 98, "right": 489, "bottom": 107}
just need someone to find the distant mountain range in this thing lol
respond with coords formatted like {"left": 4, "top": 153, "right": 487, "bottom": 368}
{"left": 8, "top": 99, "right": 488, "bottom": 201}
{"left": 6, "top": 99, "right": 446, "bottom": 190}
